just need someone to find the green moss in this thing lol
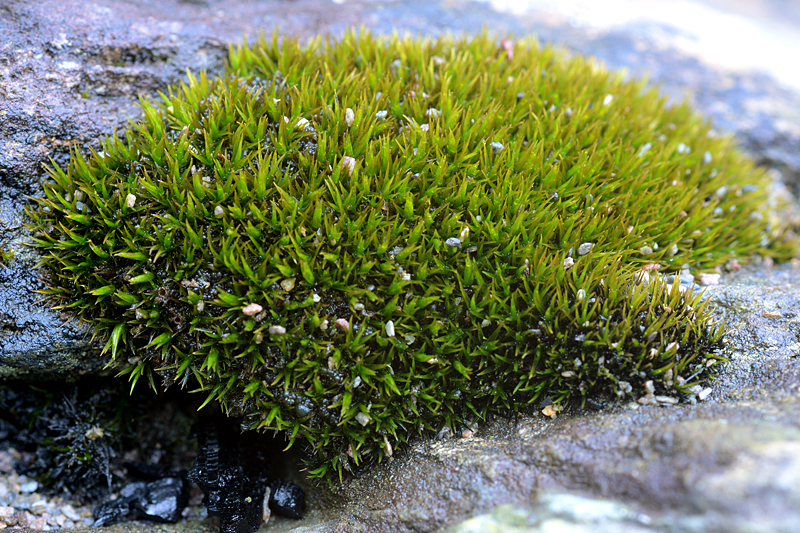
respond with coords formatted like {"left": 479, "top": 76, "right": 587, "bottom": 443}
{"left": 0, "top": 220, "right": 12, "bottom": 266}
{"left": 27, "top": 30, "right": 797, "bottom": 479}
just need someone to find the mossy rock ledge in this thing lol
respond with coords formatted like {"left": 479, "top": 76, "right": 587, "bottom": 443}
{"left": 28, "top": 30, "right": 797, "bottom": 478}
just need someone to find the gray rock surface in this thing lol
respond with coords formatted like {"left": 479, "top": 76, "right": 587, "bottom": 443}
{"left": 0, "top": 1, "right": 799, "bottom": 533}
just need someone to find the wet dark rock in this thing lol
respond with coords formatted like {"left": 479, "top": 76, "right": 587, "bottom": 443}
{"left": 268, "top": 479, "right": 305, "bottom": 520}
{"left": 188, "top": 417, "right": 305, "bottom": 533}
{"left": 93, "top": 476, "right": 189, "bottom": 526}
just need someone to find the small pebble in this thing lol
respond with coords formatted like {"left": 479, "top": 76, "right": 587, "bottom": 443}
{"left": 563, "top": 257, "right": 574, "bottom": 269}
{"left": 125, "top": 194, "right": 136, "bottom": 208}
{"left": 640, "top": 245, "right": 653, "bottom": 255}
{"left": 425, "top": 108, "right": 441, "bottom": 119}
{"left": 665, "top": 342, "right": 680, "bottom": 352}
{"left": 698, "top": 388, "right": 713, "bottom": 401}
{"left": 490, "top": 142, "right": 504, "bottom": 154}
{"left": 385, "top": 320, "right": 395, "bottom": 337}
{"left": 345, "top": 108, "right": 354, "bottom": 127}
{"left": 341, "top": 156, "right": 356, "bottom": 176}
{"left": 698, "top": 273, "right": 720, "bottom": 286}
{"left": 542, "top": 405, "right": 558, "bottom": 418}
{"left": 214, "top": 205, "right": 224, "bottom": 218}
{"left": 19, "top": 481, "right": 38, "bottom": 494}
{"left": 242, "top": 303, "right": 263, "bottom": 316}
{"left": 577, "top": 242, "right": 593, "bottom": 255}
{"left": 655, "top": 396, "right": 679, "bottom": 405}
{"left": 30, "top": 500, "right": 47, "bottom": 516}
{"left": 355, "top": 412, "right": 371, "bottom": 426}
{"left": 603, "top": 94, "right": 613, "bottom": 105}
{"left": 268, "top": 325, "right": 286, "bottom": 335}
{"left": 444, "top": 237, "right": 462, "bottom": 249}
{"left": 375, "top": 110, "right": 388, "bottom": 119}
{"left": 334, "top": 318, "right": 350, "bottom": 332}
{"left": 261, "top": 487, "right": 272, "bottom": 526}
{"left": 61, "top": 506, "right": 81, "bottom": 522}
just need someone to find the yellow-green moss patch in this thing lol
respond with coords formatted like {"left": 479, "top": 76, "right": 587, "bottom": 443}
{"left": 28, "top": 30, "right": 797, "bottom": 479}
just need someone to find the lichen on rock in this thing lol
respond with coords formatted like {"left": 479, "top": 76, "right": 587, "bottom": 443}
{"left": 27, "top": 30, "right": 798, "bottom": 479}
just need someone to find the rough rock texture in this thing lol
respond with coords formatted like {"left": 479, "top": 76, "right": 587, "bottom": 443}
{"left": 1, "top": 1, "right": 799, "bottom": 532}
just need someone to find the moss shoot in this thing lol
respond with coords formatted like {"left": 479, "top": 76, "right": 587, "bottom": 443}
{"left": 28, "top": 30, "right": 797, "bottom": 478}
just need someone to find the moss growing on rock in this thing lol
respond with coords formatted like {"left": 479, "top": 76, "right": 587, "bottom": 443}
{"left": 28, "top": 30, "right": 797, "bottom": 478}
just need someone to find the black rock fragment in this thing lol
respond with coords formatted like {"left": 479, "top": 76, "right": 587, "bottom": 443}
{"left": 188, "top": 417, "right": 305, "bottom": 533}
{"left": 268, "top": 479, "right": 305, "bottom": 519}
{"left": 93, "top": 475, "right": 189, "bottom": 526}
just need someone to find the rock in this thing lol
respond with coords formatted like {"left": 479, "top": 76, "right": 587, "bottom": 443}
{"left": 446, "top": 497, "right": 653, "bottom": 533}
{"left": 187, "top": 417, "right": 305, "bottom": 533}
{"left": 268, "top": 479, "right": 305, "bottom": 520}
{"left": 1, "top": 1, "right": 800, "bottom": 533}
{"left": 93, "top": 477, "right": 189, "bottom": 526}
